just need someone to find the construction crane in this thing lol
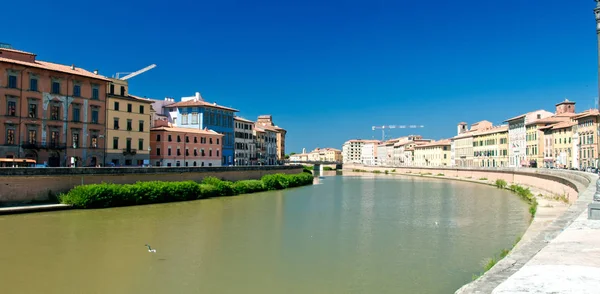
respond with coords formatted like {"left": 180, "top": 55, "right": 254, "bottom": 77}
{"left": 371, "top": 125, "right": 425, "bottom": 141}
{"left": 114, "top": 64, "right": 157, "bottom": 80}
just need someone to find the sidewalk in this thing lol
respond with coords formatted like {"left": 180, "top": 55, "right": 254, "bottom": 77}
{"left": 0, "top": 204, "right": 72, "bottom": 215}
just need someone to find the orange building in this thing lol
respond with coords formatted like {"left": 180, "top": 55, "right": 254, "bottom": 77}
{"left": 150, "top": 120, "right": 223, "bottom": 167}
{"left": 0, "top": 46, "right": 109, "bottom": 167}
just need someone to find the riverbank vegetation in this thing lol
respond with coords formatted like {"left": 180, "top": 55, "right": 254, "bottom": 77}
{"left": 472, "top": 236, "right": 522, "bottom": 281}
{"left": 59, "top": 172, "right": 314, "bottom": 209}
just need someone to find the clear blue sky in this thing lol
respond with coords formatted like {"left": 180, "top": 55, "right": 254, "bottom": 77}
{"left": 2, "top": 0, "right": 598, "bottom": 153}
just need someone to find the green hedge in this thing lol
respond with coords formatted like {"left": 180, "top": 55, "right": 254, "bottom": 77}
{"left": 60, "top": 172, "right": 314, "bottom": 209}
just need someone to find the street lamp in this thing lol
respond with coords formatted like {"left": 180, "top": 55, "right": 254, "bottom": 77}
{"left": 595, "top": 1, "right": 600, "bottom": 111}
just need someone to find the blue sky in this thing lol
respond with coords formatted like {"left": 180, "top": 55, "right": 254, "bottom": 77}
{"left": 2, "top": 0, "right": 598, "bottom": 153}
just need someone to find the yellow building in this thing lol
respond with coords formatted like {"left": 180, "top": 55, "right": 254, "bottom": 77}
{"left": 574, "top": 109, "right": 600, "bottom": 169}
{"left": 323, "top": 148, "right": 342, "bottom": 162}
{"left": 550, "top": 121, "right": 576, "bottom": 168}
{"left": 413, "top": 139, "right": 451, "bottom": 167}
{"left": 105, "top": 78, "right": 154, "bottom": 166}
{"left": 472, "top": 125, "right": 509, "bottom": 168}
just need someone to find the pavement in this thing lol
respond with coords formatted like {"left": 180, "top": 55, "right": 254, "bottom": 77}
{"left": 0, "top": 203, "right": 72, "bottom": 215}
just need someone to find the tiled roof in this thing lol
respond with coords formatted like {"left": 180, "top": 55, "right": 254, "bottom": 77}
{"left": 453, "top": 130, "right": 476, "bottom": 139}
{"left": 150, "top": 126, "right": 222, "bottom": 135}
{"left": 551, "top": 121, "right": 576, "bottom": 130}
{"left": 0, "top": 48, "right": 36, "bottom": 55}
{"left": 473, "top": 125, "right": 508, "bottom": 136}
{"left": 526, "top": 116, "right": 569, "bottom": 126}
{"left": 504, "top": 113, "right": 526, "bottom": 122}
{"left": 572, "top": 109, "right": 600, "bottom": 119}
{"left": 127, "top": 94, "right": 155, "bottom": 104}
{"left": 234, "top": 116, "right": 254, "bottom": 123}
{"left": 0, "top": 57, "right": 110, "bottom": 81}
{"left": 167, "top": 99, "right": 239, "bottom": 112}
{"left": 416, "top": 139, "right": 451, "bottom": 148}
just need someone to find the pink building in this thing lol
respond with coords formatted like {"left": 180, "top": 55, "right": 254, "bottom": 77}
{"left": 150, "top": 120, "right": 223, "bottom": 167}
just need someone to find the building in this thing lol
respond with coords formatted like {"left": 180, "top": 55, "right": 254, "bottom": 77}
{"left": 255, "top": 115, "right": 286, "bottom": 164}
{"left": 343, "top": 139, "right": 379, "bottom": 164}
{"left": 234, "top": 116, "right": 255, "bottom": 166}
{"left": 150, "top": 97, "right": 174, "bottom": 128}
{"left": 162, "top": 92, "right": 238, "bottom": 166}
{"left": 289, "top": 152, "right": 309, "bottom": 162}
{"left": 361, "top": 141, "right": 379, "bottom": 166}
{"left": 505, "top": 110, "right": 554, "bottom": 167}
{"left": 376, "top": 143, "right": 387, "bottom": 166}
{"left": 149, "top": 120, "right": 223, "bottom": 167}
{"left": 0, "top": 46, "right": 109, "bottom": 167}
{"left": 472, "top": 125, "right": 509, "bottom": 168}
{"left": 254, "top": 126, "right": 277, "bottom": 165}
{"left": 549, "top": 121, "right": 576, "bottom": 169}
{"left": 296, "top": 147, "right": 342, "bottom": 162}
{"left": 452, "top": 121, "right": 492, "bottom": 167}
{"left": 573, "top": 109, "right": 600, "bottom": 169}
{"left": 413, "top": 139, "right": 452, "bottom": 167}
{"left": 105, "top": 78, "right": 153, "bottom": 166}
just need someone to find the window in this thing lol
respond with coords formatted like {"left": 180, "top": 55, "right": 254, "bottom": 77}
{"left": 91, "top": 135, "right": 98, "bottom": 148}
{"left": 73, "top": 85, "right": 81, "bottom": 97}
{"left": 217, "top": 138, "right": 220, "bottom": 145}
{"left": 72, "top": 133, "right": 79, "bottom": 148}
{"left": 177, "top": 148, "right": 181, "bottom": 156}
{"left": 186, "top": 149, "right": 189, "bottom": 156}
{"left": 138, "top": 139, "right": 143, "bottom": 151}
{"left": 91, "top": 109, "right": 99, "bottom": 123}
{"left": 185, "top": 136, "right": 189, "bottom": 143}
{"left": 50, "top": 131, "right": 59, "bottom": 146}
{"left": 114, "top": 102, "right": 120, "bottom": 111}
{"left": 127, "top": 104, "right": 132, "bottom": 113}
{"left": 168, "top": 148, "right": 172, "bottom": 156}
{"left": 168, "top": 135, "right": 172, "bottom": 142}
{"left": 194, "top": 137, "right": 198, "bottom": 143}
{"left": 182, "top": 113, "right": 188, "bottom": 125}
{"left": 6, "top": 129, "right": 15, "bottom": 145}
{"left": 8, "top": 75, "right": 17, "bottom": 89}
{"left": 92, "top": 86, "right": 99, "bottom": 100}
{"left": 110, "top": 84, "right": 115, "bottom": 94}
{"left": 194, "top": 149, "right": 198, "bottom": 156}
{"left": 210, "top": 138, "right": 213, "bottom": 144}
{"left": 114, "top": 118, "right": 119, "bottom": 129}
{"left": 217, "top": 150, "right": 219, "bottom": 157}
{"left": 120, "top": 86, "right": 125, "bottom": 96}
{"left": 192, "top": 113, "right": 198, "bottom": 124}
{"left": 7, "top": 101, "right": 16, "bottom": 116}
{"left": 157, "top": 148, "right": 161, "bottom": 156}
{"left": 28, "top": 103, "right": 37, "bottom": 118}
{"left": 51, "top": 81, "right": 60, "bottom": 94}
{"left": 209, "top": 150, "right": 212, "bottom": 156}
{"left": 177, "top": 135, "right": 181, "bottom": 142}
{"left": 201, "top": 149, "right": 205, "bottom": 156}
{"left": 139, "top": 120, "right": 144, "bottom": 132}
{"left": 157, "top": 134, "right": 161, "bottom": 141}
{"left": 126, "top": 138, "right": 132, "bottom": 150}
{"left": 30, "top": 78, "right": 38, "bottom": 91}
{"left": 28, "top": 130, "right": 36, "bottom": 144}
{"left": 113, "top": 137, "right": 119, "bottom": 149}
{"left": 139, "top": 105, "right": 144, "bottom": 114}
{"left": 73, "top": 106, "right": 80, "bottom": 122}
{"left": 51, "top": 105, "right": 60, "bottom": 120}
{"left": 127, "top": 119, "right": 132, "bottom": 131}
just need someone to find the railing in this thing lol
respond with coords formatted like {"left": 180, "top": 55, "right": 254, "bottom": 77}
{"left": 20, "top": 141, "right": 67, "bottom": 150}
{"left": 122, "top": 148, "right": 137, "bottom": 155}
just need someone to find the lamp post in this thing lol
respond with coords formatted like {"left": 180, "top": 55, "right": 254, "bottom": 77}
{"left": 590, "top": 1, "right": 600, "bottom": 219}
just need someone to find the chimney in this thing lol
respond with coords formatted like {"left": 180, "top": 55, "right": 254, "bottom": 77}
{"left": 195, "top": 92, "right": 202, "bottom": 101}
{"left": 93, "top": 69, "right": 98, "bottom": 75}
{"left": 71, "top": 64, "right": 75, "bottom": 70}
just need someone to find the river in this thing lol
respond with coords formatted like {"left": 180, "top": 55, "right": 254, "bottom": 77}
{"left": 0, "top": 174, "right": 530, "bottom": 294}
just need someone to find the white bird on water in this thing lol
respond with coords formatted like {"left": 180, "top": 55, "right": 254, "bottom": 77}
{"left": 145, "top": 244, "right": 157, "bottom": 253}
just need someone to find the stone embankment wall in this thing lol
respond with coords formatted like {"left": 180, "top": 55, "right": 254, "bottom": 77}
{"left": 0, "top": 166, "right": 303, "bottom": 204}
{"left": 344, "top": 164, "right": 588, "bottom": 202}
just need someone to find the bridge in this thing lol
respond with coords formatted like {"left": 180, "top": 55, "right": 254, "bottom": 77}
{"left": 285, "top": 160, "right": 343, "bottom": 170}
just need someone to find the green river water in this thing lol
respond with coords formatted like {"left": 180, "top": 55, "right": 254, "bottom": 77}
{"left": 0, "top": 174, "right": 530, "bottom": 294}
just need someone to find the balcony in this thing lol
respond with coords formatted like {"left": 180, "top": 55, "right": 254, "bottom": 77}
{"left": 21, "top": 141, "right": 40, "bottom": 150}
{"left": 123, "top": 148, "right": 137, "bottom": 155}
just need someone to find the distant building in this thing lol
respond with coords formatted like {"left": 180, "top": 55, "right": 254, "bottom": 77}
{"left": 505, "top": 110, "right": 554, "bottom": 167}
{"left": 234, "top": 116, "right": 255, "bottom": 166}
{"left": 0, "top": 46, "right": 109, "bottom": 167}
{"left": 255, "top": 115, "right": 286, "bottom": 164}
{"left": 573, "top": 109, "right": 600, "bottom": 169}
{"left": 150, "top": 120, "right": 223, "bottom": 167}
{"left": 361, "top": 141, "right": 379, "bottom": 166}
{"left": 472, "top": 125, "right": 509, "bottom": 168}
{"left": 343, "top": 139, "right": 379, "bottom": 164}
{"left": 413, "top": 139, "right": 452, "bottom": 167}
{"left": 451, "top": 120, "right": 493, "bottom": 167}
{"left": 105, "top": 78, "right": 153, "bottom": 166}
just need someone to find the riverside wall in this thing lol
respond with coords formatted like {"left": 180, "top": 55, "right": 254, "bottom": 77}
{"left": 0, "top": 165, "right": 303, "bottom": 204}
{"left": 344, "top": 164, "right": 596, "bottom": 293}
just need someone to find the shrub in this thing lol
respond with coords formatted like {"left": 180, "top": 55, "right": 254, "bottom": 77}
{"left": 60, "top": 172, "right": 313, "bottom": 209}
{"left": 391, "top": 169, "right": 396, "bottom": 172}
{"left": 479, "top": 177, "right": 488, "bottom": 181}
{"left": 384, "top": 170, "right": 389, "bottom": 174}
{"left": 372, "top": 170, "right": 382, "bottom": 174}
{"left": 495, "top": 179, "right": 507, "bottom": 189}
{"left": 437, "top": 173, "right": 444, "bottom": 176}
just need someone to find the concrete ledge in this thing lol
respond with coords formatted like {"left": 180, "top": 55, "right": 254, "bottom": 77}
{"left": 0, "top": 204, "right": 72, "bottom": 215}
{"left": 589, "top": 202, "right": 600, "bottom": 220}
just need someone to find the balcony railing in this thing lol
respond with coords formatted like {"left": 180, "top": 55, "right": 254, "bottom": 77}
{"left": 20, "top": 141, "right": 67, "bottom": 150}
{"left": 122, "top": 148, "right": 137, "bottom": 155}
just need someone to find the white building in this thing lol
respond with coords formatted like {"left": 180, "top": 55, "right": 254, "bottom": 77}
{"left": 376, "top": 143, "right": 387, "bottom": 166}
{"left": 505, "top": 110, "right": 553, "bottom": 167}
{"left": 234, "top": 116, "right": 255, "bottom": 166}
{"left": 361, "top": 142, "right": 378, "bottom": 166}
{"left": 343, "top": 139, "right": 379, "bottom": 164}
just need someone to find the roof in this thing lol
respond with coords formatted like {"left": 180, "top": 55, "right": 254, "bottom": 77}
{"left": 453, "top": 130, "right": 476, "bottom": 139}
{"left": 551, "top": 121, "right": 576, "bottom": 130}
{"left": 150, "top": 126, "right": 222, "bottom": 135}
{"left": 572, "top": 109, "right": 600, "bottom": 120}
{"left": 127, "top": 94, "right": 155, "bottom": 104}
{"left": 556, "top": 99, "right": 575, "bottom": 106}
{"left": 526, "top": 116, "right": 570, "bottom": 126}
{"left": 167, "top": 99, "right": 239, "bottom": 112}
{"left": 234, "top": 116, "right": 254, "bottom": 123}
{"left": 415, "top": 139, "right": 451, "bottom": 148}
{"left": 473, "top": 125, "right": 509, "bottom": 136}
{"left": 0, "top": 56, "right": 110, "bottom": 82}
{"left": 504, "top": 113, "right": 526, "bottom": 122}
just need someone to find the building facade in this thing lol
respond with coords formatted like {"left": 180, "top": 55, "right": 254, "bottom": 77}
{"left": 551, "top": 121, "right": 576, "bottom": 169}
{"left": 574, "top": 110, "right": 600, "bottom": 169}
{"left": 343, "top": 139, "right": 379, "bottom": 164}
{"left": 361, "top": 141, "right": 378, "bottom": 166}
{"left": 506, "top": 110, "right": 553, "bottom": 167}
{"left": 162, "top": 92, "right": 238, "bottom": 166}
{"left": 234, "top": 116, "right": 255, "bottom": 166}
{"left": 105, "top": 78, "right": 153, "bottom": 166}
{"left": 150, "top": 120, "right": 223, "bottom": 167}
{"left": 472, "top": 125, "right": 509, "bottom": 168}
{"left": 413, "top": 140, "right": 451, "bottom": 167}
{"left": 0, "top": 47, "right": 108, "bottom": 167}
{"left": 255, "top": 115, "right": 286, "bottom": 164}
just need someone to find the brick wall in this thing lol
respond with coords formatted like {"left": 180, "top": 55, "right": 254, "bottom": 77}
{"left": 0, "top": 165, "right": 303, "bottom": 204}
